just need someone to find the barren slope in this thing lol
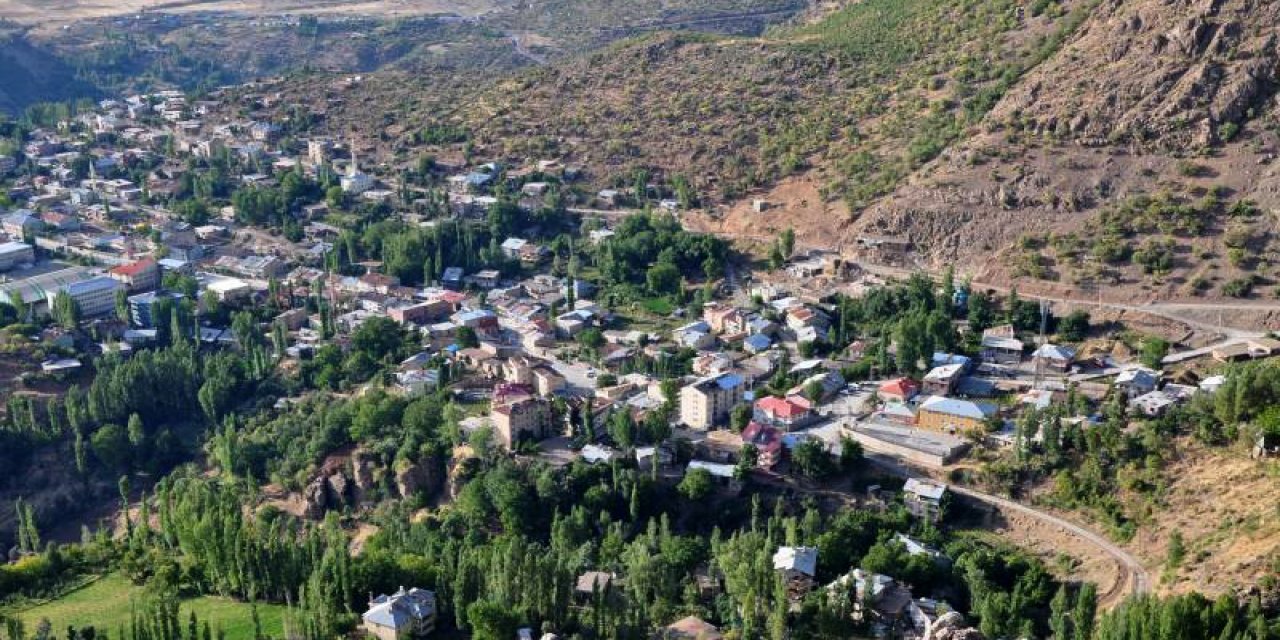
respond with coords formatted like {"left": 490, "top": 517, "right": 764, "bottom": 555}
{"left": 844, "top": 0, "right": 1280, "bottom": 301}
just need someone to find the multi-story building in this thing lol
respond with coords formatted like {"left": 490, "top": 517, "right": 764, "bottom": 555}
{"left": 307, "top": 138, "right": 332, "bottom": 165}
{"left": 2, "top": 210, "right": 43, "bottom": 238}
{"left": 902, "top": 478, "right": 949, "bottom": 523}
{"left": 753, "top": 395, "right": 814, "bottom": 430}
{"left": 108, "top": 258, "right": 161, "bottom": 293}
{"left": 492, "top": 396, "right": 554, "bottom": 450}
{"left": 679, "top": 372, "right": 745, "bottom": 430}
{"left": 0, "top": 241, "right": 34, "bottom": 271}
{"left": 128, "top": 291, "right": 185, "bottom": 328}
{"left": 48, "top": 276, "right": 121, "bottom": 318}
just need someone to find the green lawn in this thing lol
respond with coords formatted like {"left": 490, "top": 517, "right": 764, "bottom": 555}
{"left": 8, "top": 574, "right": 288, "bottom": 639}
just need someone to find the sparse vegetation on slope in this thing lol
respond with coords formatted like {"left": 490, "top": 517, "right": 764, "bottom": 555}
{"left": 298, "top": 0, "right": 1092, "bottom": 214}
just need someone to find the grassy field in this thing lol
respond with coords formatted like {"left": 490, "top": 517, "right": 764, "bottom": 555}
{"left": 7, "top": 574, "right": 288, "bottom": 639}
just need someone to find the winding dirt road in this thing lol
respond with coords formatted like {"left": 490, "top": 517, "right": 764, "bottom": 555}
{"left": 865, "top": 454, "right": 1150, "bottom": 607}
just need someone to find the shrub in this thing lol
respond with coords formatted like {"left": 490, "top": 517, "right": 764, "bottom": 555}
{"left": 1222, "top": 276, "right": 1257, "bottom": 298}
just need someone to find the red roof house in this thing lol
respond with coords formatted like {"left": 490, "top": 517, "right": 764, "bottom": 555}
{"left": 754, "top": 395, "right": 815, "bottom": 429}
{"left": 878, "top": 377, "right": 920, "bottom": 403}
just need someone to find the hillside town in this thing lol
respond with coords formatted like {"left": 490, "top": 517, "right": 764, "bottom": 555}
{"left": 3, "top": 76, "right": 1280, "bottom": 640}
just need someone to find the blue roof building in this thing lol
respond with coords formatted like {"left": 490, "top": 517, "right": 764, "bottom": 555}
{"left": 744, "top": 333, "right": 772, "bottom": 353}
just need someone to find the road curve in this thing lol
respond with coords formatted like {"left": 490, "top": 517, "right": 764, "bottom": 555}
{"left": 947, "top": 483, "right": 1151, "bottom": 603}
{"left": 865, "top": 454, "right": 1150, "bottom": 604}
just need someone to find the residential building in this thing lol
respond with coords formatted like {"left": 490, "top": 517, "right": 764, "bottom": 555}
{"left": 2, "top": 210, "right": 43, "bottom": 238}
{"left": 879, "top": 403, "right": 917, "bottom": 425}
{"left": 48, "top": 276, "right": 121, "bottom": 318}
{"left": 237, "top": 255, "right": 288, "bottom": 279}
{"left": 108, "top": 258, "right": 160, "bottom": 293}
{"left": 454, "top": 309, "right": 499, "bottom": 337}
{"left": 902, "top": 478, "right": 948, "bottom": 523}
{"left": 848, "top": 569, "right": 918, "bottom": 633}
{"left": 742, "top": 422, "right": 784, "bottom": 468}
{"left": 672, "top": 321, "right": 714, "bottom": 350}
{"left": 1130, "top": 390, "right": 1175, "bottom": 417}
{"left": 307, "top": 138, "right": 332, "bottom": 165}
{"left": 772, "top": 546, "right": 818, "bottom": 598}
{"left": 1032, "top": 343, "right": 1077, "bottom": 372}
{"left": 441, "top": 266, "right": 464, "bottom": 290}
{"left": 0, "top": 241, "right": 34, "bottom": 271}
{"left": 679, "top": 372, "right": 746, "bottom": 430}
{"left": 877, "top": 378, "right": 920, "bottom": 404}
{"left": 743, "top": 333, "right": 772, "bottom": 354}
{"left": 980, "top": 331, "right": 1024, "bottom": 365}
{"left": 500, "top": 237, "right": 528, "bottom": 259}
{"left": 492, "top": 396, "right": 554, "bottom": 450}
{"left": 388, "top": 300, "right": 451, "bottom": 325}
{"left": 362, "top": 587, "right": 437, "bottom": 640}
{"left": 202, "top": 275, "right": 252, "bottom": 302}
{"left": 703, "top": 302, "right": 746, "bottom": 335}
{"left": 395, "top": 369, "right": 440, "bottom": 397}
{"left": 1115, "top": 368, "right": 1159, "bottom": 398}
{"left": 916, "top": 396, "right": 996, "bottom": 435}
{"left": 692, "top": 352, "right": 733, "bottom": 376}
{"left": 789, "top": 370, "right": 845, "bottom": 402}
{"left": 753, "top": 395, "right": 813, "bottom": 430}
{"left": 1199, "top": 375, "right": 1226, "bottom": 394}
{"left": 686, "top": 463, "right": 737, "bottom": 491}
{"left": 922, "top": 363, "right": 965, "bottom": 395}
{"left": 574, "top": 571, "right": 616, "bottom": 601}
{"left": 532, "top": 367, "right": 566, "bottom": 397}
{"left": 931, "top": 352, "right": 973, "bottom": 370}
{"left": 469, "top": 269, "right": 500, "bottom": 289}
{"left": 636, "top": 445, "right": 676, "bottom": 472}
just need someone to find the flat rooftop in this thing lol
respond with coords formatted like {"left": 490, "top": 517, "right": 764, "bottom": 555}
{"left": 849, "top": 420, "right": 969, "bottom": 458}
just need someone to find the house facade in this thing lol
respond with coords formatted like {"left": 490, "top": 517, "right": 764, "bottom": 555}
{"left": 916, "top": 396, "right": 995, "bottom": 434}
{"left": 679, "top": 373, "right": 745, "bottom": 430}
{"left": 492, "top": 397, "right": 554, "bottom": 450}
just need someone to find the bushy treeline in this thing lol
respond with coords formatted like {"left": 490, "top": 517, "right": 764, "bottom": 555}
{"left": 1095, "top": 593, "right": 1278, "bottom": 640}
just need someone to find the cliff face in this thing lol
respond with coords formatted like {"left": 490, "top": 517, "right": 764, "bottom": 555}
{"left": 990, "top": 0, "right": 1279, "bottom": 148}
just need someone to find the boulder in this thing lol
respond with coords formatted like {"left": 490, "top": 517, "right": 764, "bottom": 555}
{"left": 326, "top": 472, "right": 351, "bottom": 507}
{"left": 302, "top": 477, "right": 328, "bottom": 519}
{"left": 395, "top": 455, "right": 444, "bottom": 500}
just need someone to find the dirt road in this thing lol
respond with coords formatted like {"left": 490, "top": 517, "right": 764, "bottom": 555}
{"left": 865, "top": 454, "right": 1150, "bottom": 607}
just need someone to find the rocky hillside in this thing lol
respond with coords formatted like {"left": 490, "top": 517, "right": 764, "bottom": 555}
{"left": 303, "top": 0, "right": 1087, "bottom": 206}
{"left": 845, "top": 0, "right": 1280, "bottom": 302}
{"left": 298, "top": 0, "right": 1280, "bottom": 302}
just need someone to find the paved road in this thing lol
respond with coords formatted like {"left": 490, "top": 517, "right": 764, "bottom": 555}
{"left": 864, "top": 454, "right": 1151, "bottom": 605}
